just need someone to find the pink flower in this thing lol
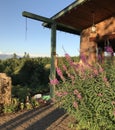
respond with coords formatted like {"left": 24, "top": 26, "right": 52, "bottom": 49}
{"left": 97, "top": 93, "right": 103, "bottom": 97}
{"left": 74, "top": 89, "right": 79, "bottom": 95}
{"left": 93, "top": 69, "right": 98, "bottom": 76}
{"left": 73, "top": 101, "right": 78, "bottom": 109}
{"left": 65, "top": 53, "right": 71, "bottom": 61}
{"left": 105, "top": 46, "right": 113, "bottom": 53}
{"left": 103, "top": 77, "right": 107, "bottom": 82}
{"left": 70, "top": 75, "right": 75, "bottom": 80}
{"left": 98, "top": 54, "right": 102, "bottom": 61}
{"left": 63, "top": 65, "right": 67, "bottom": 71}
{"left": 80, "top": 54, "right": 87, "bottom": 63}
{"left": 56, "top": 67, "right": 63, "bottom": 77}
{"left": 70, "top": 61, "right": 74, "bottom": 66}
{"left": 99, "top": 67, "right": 104, "bottom": 73}
{"left": 56, "top": 67, "right": 65, "bottom": 81}
{"left": 112, "top": 101, "right": 115, "bottom": 105}
{"left": 74, "top": 90, "right": 82, "bottom": 100}
{"left": 65, "top": 70, "right": 71, "bottom": 78}
{"left": 50, "top": 78, "right": 59, "bottom": 85}
{"left": 103, "top": 77, "right": 110, "bottom": 87}
{"left": 75, "top": 63, "right": 80, "bottom": 67}
{"left": 63, "top": 91, "right": 68, "bottom": 96}
{"left": 77, "top": 93, "right": 82, "bottom": 100}
{"left": 56, "top": 91, "right": 68, "bottom": 97}
{"left": 56, "top": 91, "right": 63, "bottom": 97}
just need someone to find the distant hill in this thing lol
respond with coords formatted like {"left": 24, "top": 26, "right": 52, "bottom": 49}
{"left": 0, "top": 54, "right": 20, "bottom": 60}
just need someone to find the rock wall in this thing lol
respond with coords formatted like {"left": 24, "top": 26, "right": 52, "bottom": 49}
{"left": 0, "top": 73, "right": 12, "bottom": 105}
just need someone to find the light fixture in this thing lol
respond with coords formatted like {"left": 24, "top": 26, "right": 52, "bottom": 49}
{"left": 91, "top": 12, "right": 96, "bottom": 33}
{"left": 91, "top": 24, "right": 96, "bottom": 33}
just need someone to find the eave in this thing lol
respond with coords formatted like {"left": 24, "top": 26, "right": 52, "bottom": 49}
{"left": 43, "top": 0, "right": 115, "bottom": 35}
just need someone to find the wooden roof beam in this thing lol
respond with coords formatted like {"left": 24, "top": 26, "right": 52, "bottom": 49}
{"left": 23, "top": 11, "right": 80, "bottom": 35}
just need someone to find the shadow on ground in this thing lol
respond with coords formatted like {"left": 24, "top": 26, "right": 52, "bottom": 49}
{"left": 0, "top": 104, "right": 71, "bottom": 130}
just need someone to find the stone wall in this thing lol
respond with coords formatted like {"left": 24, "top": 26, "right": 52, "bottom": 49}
{"left": 0, "top": 73, "right": 12, "bottom": 105}
{"left": 80, "top": 16, "right": 115, "bottom": 64}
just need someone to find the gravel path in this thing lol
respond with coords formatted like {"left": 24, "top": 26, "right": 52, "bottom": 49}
{"left": 0, "top": 104, "right": 76, "bottom": 130}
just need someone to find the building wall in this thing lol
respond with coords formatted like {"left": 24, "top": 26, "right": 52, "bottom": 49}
{"left": 80, "top": 16, "right": 115, "bottom": 64}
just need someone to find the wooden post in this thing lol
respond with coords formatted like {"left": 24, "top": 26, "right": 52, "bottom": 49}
{"left": 50, "top": 23, "right": 56, "bottom": 98}
{"left": 22, "top": 11, "right": 57, "bottom": 98}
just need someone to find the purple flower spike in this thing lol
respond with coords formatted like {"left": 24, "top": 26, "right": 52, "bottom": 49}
{"left": 50, "top": 78, "right": 59, "bottom": 85}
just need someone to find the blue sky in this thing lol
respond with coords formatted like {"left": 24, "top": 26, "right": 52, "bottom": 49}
{"left": 0, "top": 0, "right": 80, "bottom": 57}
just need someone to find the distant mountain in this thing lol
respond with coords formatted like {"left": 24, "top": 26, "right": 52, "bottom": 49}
{"left": 0, "top": 54, "right": 20, "bottom": 60}
{"left": 0, "top": 53, "right": 50, "bottom": 60}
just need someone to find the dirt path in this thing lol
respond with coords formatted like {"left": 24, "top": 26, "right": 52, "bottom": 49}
{"left": 0, "top": 104, "right": 76, "bottom": 130}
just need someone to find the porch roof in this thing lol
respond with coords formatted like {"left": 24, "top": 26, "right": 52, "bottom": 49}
{"left": 43, "top": 0, "right": 115, "bottom": 35}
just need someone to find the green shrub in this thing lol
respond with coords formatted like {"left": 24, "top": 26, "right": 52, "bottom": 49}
{"left": 3, "top": 98, "right": 19, "bottom": 114}
{"left": 30, "top": 98, "right": 40, "bottom": 108}
{"left": 51, "top": 53, "right": 115, "bottom": 130}
{"left": 12, "top": 85, "right": 30, "bottom": 102}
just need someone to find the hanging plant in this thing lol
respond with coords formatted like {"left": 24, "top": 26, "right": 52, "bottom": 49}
{"left": 104, "top": 39, "right": 114, "bottom": 55}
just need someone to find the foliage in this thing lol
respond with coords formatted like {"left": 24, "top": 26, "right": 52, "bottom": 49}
{"left": 25, "top": 102, "right": 32, "bottom": 110}
{"left": 51, "top": 53, "right": 115, "bottom": 130}
{"left": 0, "top": 56, "right": 51, "bottom": 97}
{"left": 3, "top": 98, "right": 19, "bottom": 114}
{"left": 3, "top": 104, "right": 15, "bottom": 114}
{"left": 20, "top": 102, "right": 24, "bottom": 111}
{"left": 12, "top": 85, "right": 31, "bottom": 102}
{"left": 0, "top": 55, "right": 79, "bottom": 99}
{"left": 30, "top": 98, "right": 40, "bottom": 108}
{"left": 2, "top": 97, "right": 40, "bottom": 114}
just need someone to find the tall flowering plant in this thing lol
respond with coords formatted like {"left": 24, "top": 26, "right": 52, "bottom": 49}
{"left": 50, "top": 53, "right": 115, "bottom": 130}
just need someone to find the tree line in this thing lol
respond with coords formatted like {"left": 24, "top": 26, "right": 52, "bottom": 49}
{"left": 0, "top": 53, "right": 79, "bottom": 101}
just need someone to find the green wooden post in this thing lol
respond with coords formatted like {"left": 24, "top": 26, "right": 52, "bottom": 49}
{"left": 50, "top": 23, "right": 56, "bottom": 98}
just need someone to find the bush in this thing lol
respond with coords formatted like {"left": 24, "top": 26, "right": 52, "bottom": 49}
{"left": 12, "top": 85, "right": 30, "bottom": 102}
{"left": 3, "top": 98, "right": 19, "bottom": 114}
{"left": 51, "top": 53, "right": 115, "bottom": 130}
